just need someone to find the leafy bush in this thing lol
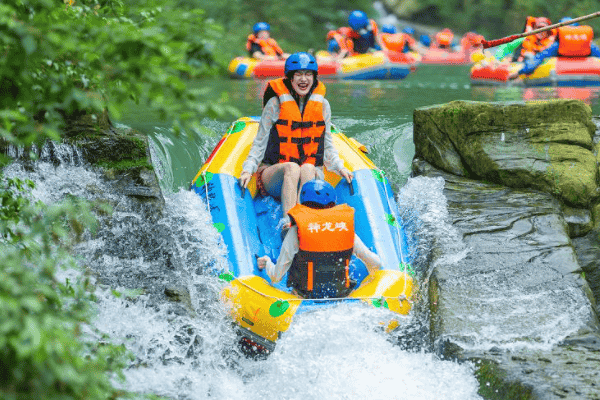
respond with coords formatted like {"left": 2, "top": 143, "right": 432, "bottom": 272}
{"left": 0, "top": 175, "right": 130, "bottom": 400}
{"left": 1, "top": 0, "right": 240, "bottom": 398}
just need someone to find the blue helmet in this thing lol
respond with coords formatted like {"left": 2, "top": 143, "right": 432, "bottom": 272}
{"left": 284, "top": 52, "right": 318, "bottom": 75}
{"left": 419, "top": 34, "right": 431, "bottom": 47}
{"left": 253, "top": 22, "right": 270, "bottom": 34}
{"left": 382, "top": 24, "right": 397, "bottom": 34}
{"left": 348, "top": 10, "right": 369, "bottom": 30}
{"left": 327, "top": 39, "right": 340, "bottom": 53}
{"left": 559, "top": 17, "right": 578, "bottom": 26}
{"left": 300, "top": 180, "right": 336, "bottom": 208}
{"left": 402, "top": 27, "right": 415, "bottom": 35}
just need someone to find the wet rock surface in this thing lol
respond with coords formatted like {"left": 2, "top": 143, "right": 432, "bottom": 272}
{"left": 412, "top": 100, "right": 600, "bottom": 399}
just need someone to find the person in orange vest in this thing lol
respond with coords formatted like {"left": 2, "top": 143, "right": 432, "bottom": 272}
{"left": 434, "top": 28, "right": 455, "bottom": 49}
{"left": 258, "top": 180, "right": 381, "bottom": 299}
{"left": 512, "top": 17, "right": 557, "bottom": 62}
{"left": 246, "top": 22, "right": 288, "bottom": 60}
{"left": 326, "top": 27, "right": 354, "bottom": 59}
{"left": 346, "top": 10, "right": 384, "bottom": 54}
{"left": 511, "top": 18, "right": 600, "bottom": 78}
{"left": 239, "top": 53, "right": 353, "bottom": 233}
{"left": 379, "top": 25, "right": 427, "bottom": 55}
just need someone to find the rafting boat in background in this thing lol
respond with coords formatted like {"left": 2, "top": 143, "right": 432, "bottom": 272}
{"left": 470, "top": 56, "right": 600, "bottom": 86}
{"left": 190, "top": 117, "right": 415, "bottom": 355}
{"left": 228, "top": 50, "right": 416, "bottom": 80}
{"left": 420, "top": 48, "right": 471, "bottom": 65}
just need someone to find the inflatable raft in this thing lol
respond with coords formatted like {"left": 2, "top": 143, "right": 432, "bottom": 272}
{"left": 470, "top": 56, "right": 600, "bottom": 86}
{"left": 229, "top": 51, "right": 415, "bottom": 80}
{"left": 420, "top": 48, "right": 470, "bottom": 65}
{"left": 190, "top": 117, "right": 415, "bottom": 355}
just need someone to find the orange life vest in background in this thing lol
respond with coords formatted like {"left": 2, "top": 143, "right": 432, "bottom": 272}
{"left": 557, "top": 25, "right": 594, "bottom": 57}
{"left": 327, "top": 30, "right": 352, "bottom": 53}
{"left": 263, "top": 78, "right": 327, "bottom": 166}
{"left": 287, "top": 204, "right": 355, "bottom": 297}
{"left": 380, "top": 32, "right": 406, "bottom": 52}
{"left": 246, "top": 34, "right": 284, "bottom": 57}
{"left": 435, "top": 29, "right": 454, "bottom": 47}
{"left": 521, "top": 34, "right": 555, "bottom": 55}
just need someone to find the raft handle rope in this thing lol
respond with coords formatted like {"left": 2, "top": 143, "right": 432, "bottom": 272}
{"left": 199, "top": 122, "right": 236, "bottom": 210}
{"left": 337, "top": 133, "right": 409, "bottom": 265}
{"left": 232, "top": 276, "right": 410, "bottom": 304}
{"left": 336, "top": 132, "right": 411, "bottom": 298}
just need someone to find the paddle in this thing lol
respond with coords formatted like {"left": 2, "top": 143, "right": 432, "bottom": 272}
{"left": 471, "top": 11, "right": 600, "bottom": 62}
{"left": 482, "top": 11, "right": 600, "bottom": 49}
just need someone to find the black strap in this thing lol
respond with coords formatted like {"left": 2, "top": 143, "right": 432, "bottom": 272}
{"left": 291, "top": 121, "right": 314, "bottom": 130}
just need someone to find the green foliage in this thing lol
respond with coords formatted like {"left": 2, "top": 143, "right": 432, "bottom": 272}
{"left": 0, "top": 173, "right": 130, "bottom": 400}
{"left": 0, "top": 0, "right": 237, "bottom": 146}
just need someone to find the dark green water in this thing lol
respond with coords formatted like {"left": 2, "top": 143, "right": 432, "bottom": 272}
{"left": 119, "top": 65, "right": 600, "bottom": 192}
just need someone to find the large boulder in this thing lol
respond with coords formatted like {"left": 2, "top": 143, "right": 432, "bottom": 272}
{"left": 413, "top": 100, "right": 598, "bottom": 208}
{"left": 413, "top": 159, "right": 600, "bottom": 400}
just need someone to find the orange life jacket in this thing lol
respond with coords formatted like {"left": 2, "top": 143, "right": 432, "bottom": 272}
{"left": 557, "top": 25, "right": 594, "bottom": 57}
{"left": 246, "top": 34, "right": 284, "bottom": 57}
{"left": 328, "top": 31, "right": 352, "bottom": 53}
{"left": 521, "top": 33, "right": 555, "bottom": 55}
{"left": 435, "top": 29, "right": 454, "bottom": 47}
{"left": 287, "top": 203, "right": 355, "bottom": 297}
{"left": 380, "top": 32, "right": 406, "bottom": 52}
{"left": 263, "top": 78, "right": 327, "bottom": 166}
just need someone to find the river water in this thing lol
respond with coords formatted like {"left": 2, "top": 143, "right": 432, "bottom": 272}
{"left": 6, "top": 67, "right": 600, "bottom": 399}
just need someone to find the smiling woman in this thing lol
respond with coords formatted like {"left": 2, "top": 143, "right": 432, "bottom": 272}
{"left": 238, "top": 52, "right": 353, "bottom": 230}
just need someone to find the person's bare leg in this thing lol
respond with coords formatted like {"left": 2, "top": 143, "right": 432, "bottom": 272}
{"left": 298, "top": 163, "right": 318, "bottom": 198}
{"left": 261, "top": 162, "right": 300, "bottom": 214}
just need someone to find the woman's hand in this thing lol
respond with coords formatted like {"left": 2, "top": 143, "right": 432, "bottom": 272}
{"left": 239, "top": 171, "right": 252, "bottom": 188}
{"left": 340, "top": 167, "right": 353, "bottom": 183}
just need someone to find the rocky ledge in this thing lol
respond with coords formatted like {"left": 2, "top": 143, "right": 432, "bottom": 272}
{"left": 412, "top": 99, "right": 600, "bottom": 399}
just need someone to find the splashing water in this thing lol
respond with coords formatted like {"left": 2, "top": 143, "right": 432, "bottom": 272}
{"left": 3, "top": 141, "right": 483, "bottom": 399}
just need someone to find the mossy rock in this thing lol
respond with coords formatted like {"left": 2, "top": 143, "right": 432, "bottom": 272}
{"left": 413, "top": 99, "right": 598, "bottom": 208}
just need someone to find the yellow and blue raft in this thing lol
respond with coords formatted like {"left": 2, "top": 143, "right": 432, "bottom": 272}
{"left": 190, "top": 117, "right": 415, "bottom": 354}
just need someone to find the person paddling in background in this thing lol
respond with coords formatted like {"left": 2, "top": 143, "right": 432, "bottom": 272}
{"left": 258, "top": 180, "right": 381, "bottom": 299}
{"left": 326, "top": 27, "right": 354, "bottom": 60}
{"left": 510, "top": 17, "right": 600, "bottom": 80}
{"left": 346, "top": 10, "right": 385, "bottom": 54}
{"left": 512, "top": 17, "right": 557, "bottom": 62}
{"left": 434, "top": 28, "right": 457, "bottom": 50}
{"left": 379, "top": 25, "right": 427, "bottom": 55}
{"left": 246, "top": 22, "right": 288, "bottom": 60}
{"left": 239, "top": 52, "right": 353, "bottom": 232}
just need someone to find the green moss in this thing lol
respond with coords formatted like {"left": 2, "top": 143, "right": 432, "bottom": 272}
{"left": 97, "top": 159, "right": 152, "bottom": 171}
{"left": 475, "top": 360, "right": 533, "bottom": 400}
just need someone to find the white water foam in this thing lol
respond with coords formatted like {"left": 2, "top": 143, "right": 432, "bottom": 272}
{"left": 4, "top": 152, "right": 483, "bottom": 399}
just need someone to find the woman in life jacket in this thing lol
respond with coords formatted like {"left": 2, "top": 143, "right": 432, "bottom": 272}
{"left": 246, "top": 22, "right": 288, "bottom": 60}
{"left": 346, "top": 10, "right": 384, "bottom": 54}
{"left": 380, "top": 25, "right": 427, "bottom": 56}
{"left": 510, "top": 18, "right": 600, "bottom": 79}
{"left": 512, "top": 17, "right": 557, "bottom": 62}
{"left": 239, "top": 52, "right": 353, "bottom": 231}
{"left": 257, "top": 180, "right": 381, "bottom": 299}
{"left": 434, "top": 28, "right": 455, "bottom": 50}
{"left": 326, "top": 27, "right": 354, "bottom": 60}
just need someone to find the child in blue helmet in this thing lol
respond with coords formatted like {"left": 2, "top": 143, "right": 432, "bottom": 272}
{"left": 258, "top": 180, "right": 381, "bottom": 299}
{"left": 246, "top": 22, "right": 289, "bottom": 60}
{"left": 239, "top": 53, "right": 353, "bottom": 231}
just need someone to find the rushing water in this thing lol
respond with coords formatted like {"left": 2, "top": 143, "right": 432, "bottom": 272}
{"left": 5, "top": 66, "right": 600, "bottom": 399}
